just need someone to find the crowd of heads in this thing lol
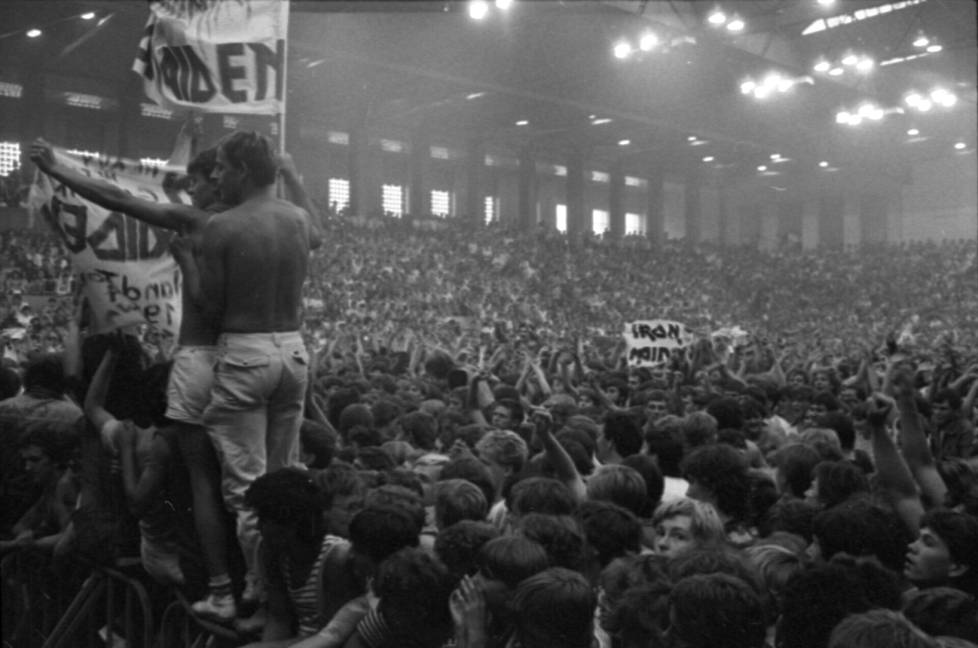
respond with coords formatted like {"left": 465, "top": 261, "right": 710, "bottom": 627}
{"left": 2, "top": 209, "right": 978, "bottom": 647}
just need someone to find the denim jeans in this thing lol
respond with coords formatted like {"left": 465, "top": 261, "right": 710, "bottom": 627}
{"left": 204, "top": 331, "right": 308, "bottom": 574}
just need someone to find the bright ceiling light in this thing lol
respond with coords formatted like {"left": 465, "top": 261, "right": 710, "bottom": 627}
{"left": 708, "top": 10, "right": 726, "bottom": 25}
{"left": 740, "top": 80, "right": 756, "bottom": 94}
{"left": 757, "top": 165, "right": 767, "bottom": 172}
{"left": 703, "top": 156, "right": 714, "bottom": 162}
{"left": 917, "top": 99, "right": 932, "bottom": 112}
{"left": 618, "top": 139, "right": 631, "bottom": 146}
{"left": 770, "top": 153, "right": 780, "bottom": 160}
{"left": 813, "top": 60, "right": 831, "bottom": 73}
{"left": 857, "top": 103, "right": 876, "bottom": 118}
{"left": 926, "top": 44, "right": 942, "bottom": 53}
{"left": 842, "top": 54, "right": 858, "bottom": 66}
{"left": 726, "top": 18, "right": 745, "bottom": 32}
{"left": 469, "top": 0, "right": 489, "bottom": 20}
{"left": 819, "top": 161, "right": 829, "bottom": 168}
{"left": 515, "top": 119, "right": 529, "bottom": 126}
{"left": 817, "top": 0, "right": 835, "bottom": 6}
{"left": 907, "top": 128, "right": 919, "bottom": 136}
{"left": 613, "top": 40, "right": 632, "bottom": 59}
{"left": 913, "top": 35, "right": 929, "bottom": 48}
{"left": 592, "top": 118, "right": 612, "bottom": 125}
{"left": 828, "top": 67, "right": 843, "bottom": 76}
{"left": 777, "top": 78, "right": 793, "bottom": 92}
{"left": 639, "top": 32, "right": 658, "bottom": 51}
{"left": 954, "top": 142, "right": 967, "bottom": 150}
{"left": 930, "top": 88, "right": 957, "bottom": 107}
{"left": 26, "top": 28, "right": 42, "bottom": 38}
{"left": 495, "top": 0, "right": 513, "bottom": 9}
{"left": 856, "top": 58, "right": 874, "bottom": 73}
{"left": 466, "top": 92, "right": 485, "bottom": 100}
{"left": 905, "top": 92, "right": 922, "bottom": 107}
{"left": 753, "top": 86, "right": 771, "bottom": 100}
{"left": 868, "top": 107, "right": 885, "bottom": 120}
{"left": 687, "top": 135, "right": 697, "bottom": 142}
{"left": 836, "top": 111, "right": 851, "bottom": 125}
{"left": 81, "top": 12, "right": 96, "bottom": 20}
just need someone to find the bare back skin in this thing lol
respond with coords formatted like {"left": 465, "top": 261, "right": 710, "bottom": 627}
{"left": 203, "top": 196, "right": 310, "bottom": 333}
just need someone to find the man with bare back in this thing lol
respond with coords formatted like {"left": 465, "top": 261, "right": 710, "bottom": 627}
{"left": 30, "top": 135, "right": 321, "bottom": 620}
{"left": 199, "top": 131, "right": 321, "bottom": 602}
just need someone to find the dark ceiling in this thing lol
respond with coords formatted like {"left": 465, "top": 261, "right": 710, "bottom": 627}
{"left": 1, "top": 0, "right": 975, "bottom": 185}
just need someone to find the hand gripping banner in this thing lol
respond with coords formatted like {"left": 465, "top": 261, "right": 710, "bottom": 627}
{"left": 33, "top": 149, "right": 186, "bottom": 338}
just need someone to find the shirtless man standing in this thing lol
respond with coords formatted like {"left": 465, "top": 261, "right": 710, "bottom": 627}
{"left": 198, "top": 131, "right": 321, "bottom": 603}
{"left": 29, "top": 137, "right": 320, "bottom": 621}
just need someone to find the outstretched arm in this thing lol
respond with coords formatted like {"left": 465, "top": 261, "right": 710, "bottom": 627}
{"left": 29, "top": 139, "right": 203, "bottom": 234}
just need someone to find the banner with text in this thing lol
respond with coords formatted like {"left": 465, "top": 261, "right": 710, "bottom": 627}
{"left": 132, "top": 0, "right": 289, "bottom": 115}
{"left": 34, "top": 150, "right": 185, "bottom": 338}
{"left": 624, "top": 320, "right": 695, "bottom": 367}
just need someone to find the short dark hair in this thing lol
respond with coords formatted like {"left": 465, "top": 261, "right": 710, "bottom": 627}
{"left": 348, "top": 505, "right": 420, "bottom": 565}
{"left": 219, "top": 131, "right": 276, "bottom": 186}
{"left": 398, "top": 410, "right": 437, "bottom": 450}
{"left": 706, "top": 397, "right": 744, "bottom": 431}
{"left": 478, "top": 535, "right": 549, "bottom": 589}
{"left": 683, "top": 444, "right": 752, "bottom": 522}
{"left": 516, "top": 513, "right": 586, "bottom": 571}
{"left": 186, "top": 147, "right": 217, "bottom": 178}
{"left": 920, "top": 508, "right": 978, "bottom": 595}
{"left": 813, "top": 500, "right": 910, "bottom": 573}
{"left": 439, "top": 456, "right": 496, "bottom": 508}
{"left": 374, "top": 548, "right": 456, "bottom": 639}
{"left": 621, "top": 453, "right": 665, "bottom": 516}
{"left": 579, "top": 500, "right": 642, "bottom": 567}
{"left": 773, "top": 443, "right": 821, "bottom": 499}
{"left": 812, "top": 460, "right": 870, "bottom": 509}
{"left": 931, "top": 388, "right": 963, "bottom": 411}
{"left": 586, "top": 464, "right": 648, "bottom": 518}
{"left": 828, "top": 609, "right": 936, "bottom": 648}
{"left": 245, "top": 468, "right": 325, "bottom": 544}
{"left": 23, "top": 353, "right": 65, "bottom": 394}
{"left": 670, "top": 573, "right": 767, "bottom": 648}
{"left": 603, "top": 412, "right": 643, "bottom": 457}
{"left": 434, "top": 520, "right": 499, "bottom": 578}
{"left": 508, "top": 477, "right": 577, "bottom": 517}
{"left": 513, "top": 568, "right": 596, "bottom": 648}
{"left": 902, "top": 586, "right": 978, "bottom": 642}
{"left": 434, "top": 479, "right": 488, "bottom": 529}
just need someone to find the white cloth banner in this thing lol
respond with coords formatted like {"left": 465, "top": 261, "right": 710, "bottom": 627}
{"left": 132, "top": 0, "right": 289, "bottom": 115}
{"left": 33, "top": 149, "right": 185, "bottom": 338}
{"left": 623, "top": 320, "right": 695, "bottom": 367}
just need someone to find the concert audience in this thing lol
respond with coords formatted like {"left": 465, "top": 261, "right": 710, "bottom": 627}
{"left": 2, "top": 206, "right": 977, "bottom": 648}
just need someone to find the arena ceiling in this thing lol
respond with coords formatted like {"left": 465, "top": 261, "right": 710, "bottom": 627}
{"left": 1, "top": 0, "right": 975, "bottom": 186}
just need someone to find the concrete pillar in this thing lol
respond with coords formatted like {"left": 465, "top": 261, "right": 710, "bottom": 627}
{"left": 646, "top": 164, "right": 664, "bottom": 244}
{"left": 409, "top": 130, "right": 429, "bottom": 218}
{"left": 464, "top": 137, "right": 485, "bottom": 223}
{"left": 684, "top": 167, "right": 701, "bottom": 243}
{"left": 566, "top": 149, "right": 586, "bottom": 238}
{"left": 609, "top": 161, "right": 625, "bottom": 239}
{"left": 518, "top": 146, "right": 537, "bottom": 231}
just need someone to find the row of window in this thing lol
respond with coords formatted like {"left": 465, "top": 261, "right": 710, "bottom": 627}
{"left": 328, "top": 177, "right": 647, "bottom": 234}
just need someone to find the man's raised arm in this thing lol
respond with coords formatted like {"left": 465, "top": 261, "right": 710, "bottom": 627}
{"left": 29, "top": 138, "right": 202, "bottom": 234}
{"left": 277, "top": 152, "right": 323, "bottom": 250}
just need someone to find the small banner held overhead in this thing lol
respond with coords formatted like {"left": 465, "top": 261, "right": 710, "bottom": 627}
{"left": 132, "top": 0, "right": 289, "bottom": 115}
{"left": 33, "top": 149, "right": 185, "bottom": 338}
{"left": 623, "top": 320, "right": 695, "bottom": 367}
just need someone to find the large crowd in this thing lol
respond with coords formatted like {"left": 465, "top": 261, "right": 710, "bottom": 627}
{"left": 1, "top": 134, "right": 977, "bottom": 648}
